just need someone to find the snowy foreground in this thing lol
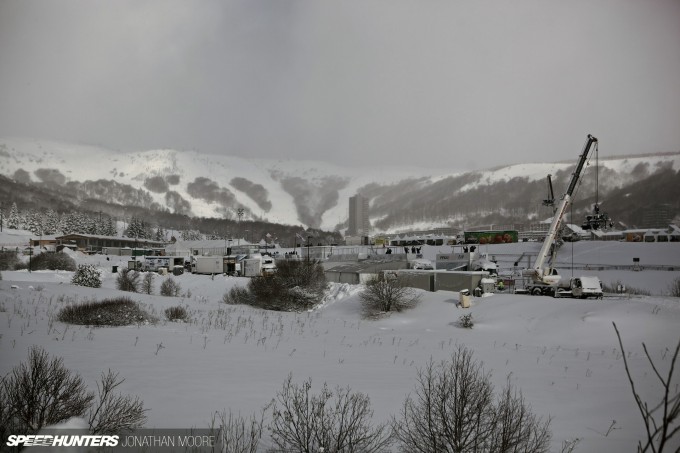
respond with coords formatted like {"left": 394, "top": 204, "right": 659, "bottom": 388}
{"left": 1, "top": 242, "right": 679, "bottom": 452}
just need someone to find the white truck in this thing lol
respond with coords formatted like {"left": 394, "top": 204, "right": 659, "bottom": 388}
{"left": 242, "top": 254, "right": 277, "bottom": 277}
{"left": 557, "top": 276, "right": 603, "bottom": 299}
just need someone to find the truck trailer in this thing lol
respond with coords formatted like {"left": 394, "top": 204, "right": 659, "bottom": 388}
{"left": 191, "top": 256, "right": 223, "bottom": 275}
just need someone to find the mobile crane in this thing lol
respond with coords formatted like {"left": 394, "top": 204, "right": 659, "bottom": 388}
{"left": 523, "top": 134, "right": 603, "bottom": 298}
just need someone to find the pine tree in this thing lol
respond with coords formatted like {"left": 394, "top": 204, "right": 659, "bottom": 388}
{"left": 155, "top": 225, "right": 166, "bottom": 242}
{"left": 62, "top": 212, "right": 81, "bottom": 234}
{"left": 43, "top": 209, "right": 60, "bottom": 235}
{"left": 71, "top": 264, "right": 102, "bottom": 288}
{"left": 25, "top": 210, "right": 44, "bottom": 236}
{"left": 104, "top": 216, "right": 117, "bottom": 236}
{"left": 7, "top": 202, "right": 20, "bottom": 229}
{"left": 125, "top": 217, "right": 150, "bottom": 239}
{"left": 141, "top": 219, "right": 153, "bottom": 239}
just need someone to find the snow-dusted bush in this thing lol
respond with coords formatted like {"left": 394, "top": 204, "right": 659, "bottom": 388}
{"left": 392, "top": 345, "right": 551, "bottom": 453}
{"left": 29, "top": 252, "right": 77, "bottom": 271}
{"left": 459, "top": 313, "right": 474, "bottom": 328}
{"left": 225, "top": 260, "right": 326, "bottom": 311}
{"left": 116, "top": 267, "right": 140, "bottom": 292}
{"left": 160, "top": 277, "right": 182, "bottom": 297}
{"left": 223, "top": 286, "right": 254, "bottom": 306}
{"left": 269, "top": 374, "right": 392, "bottom": 453}
{"left": 0, "top": 250, "right": 20, "bottom": 271}
{"left": 71, "top": 264, "right": 102, "bottom": 288}
{"left": 360, "top": 274, "right": 421, "bottom": 318}
{"left": 165, "top": 305, "right": 189, "bottom": 322}
{"left": 58, "top": 297, "right": 154, "bottom": 326}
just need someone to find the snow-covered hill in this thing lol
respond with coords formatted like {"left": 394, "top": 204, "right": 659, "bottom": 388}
{"left": 1, "top": 137, "right": 678, "bottom": 232}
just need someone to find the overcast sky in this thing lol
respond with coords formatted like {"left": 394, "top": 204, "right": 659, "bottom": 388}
{"left": 1, "top": 0, "right": 679, "bottom": 171}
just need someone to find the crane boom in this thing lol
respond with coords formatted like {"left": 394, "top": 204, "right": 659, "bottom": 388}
{"left": 530, "top": 134, "right": 598, "bottom": 283}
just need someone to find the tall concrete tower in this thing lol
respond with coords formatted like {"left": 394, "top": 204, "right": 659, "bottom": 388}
{"left": 348, "top": 194, "right": 369, "bottom": 237}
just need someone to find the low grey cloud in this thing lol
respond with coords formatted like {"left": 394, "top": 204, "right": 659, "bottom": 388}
{"left": 0, "top": 0, "right": 679, "bottom": 171}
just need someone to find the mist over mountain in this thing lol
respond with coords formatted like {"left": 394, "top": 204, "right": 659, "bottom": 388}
{"left": 1, "top": 138, "right": 678, "bottom": 233}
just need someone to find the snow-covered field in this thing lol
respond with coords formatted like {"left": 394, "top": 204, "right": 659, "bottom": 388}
{"left": 1, "top": 235, "right": 679, "bottom": 452}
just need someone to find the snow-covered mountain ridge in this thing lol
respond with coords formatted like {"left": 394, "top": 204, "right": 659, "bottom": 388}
{"left": 1, "top": 137, "right": 678, "bottom": 232}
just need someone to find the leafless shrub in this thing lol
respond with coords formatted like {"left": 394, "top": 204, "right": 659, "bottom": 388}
{"left": 668, "top": 276, "right": 680, "bottom": 297}
{"left": 209, "top": 409, "right": 264, "bottom": 453}
{"left": 160, "top": 277, "right": 182, "bottom": 297}
{"left": 360, "top": 274, "right": 421, "bottom": 318}
{"left": 141, "top": 272, "right": 155, "bottom": 294}
{"left": 28, "top": 251, "right": 77, "bottom": 271}
{"left": 225, "top": 260, "right": 326, "bottom": 311}
{"left": 0, "top": 346, "right": 94, "bottom": 434}
{"left": 116, "top": 267, "right": 140, "bottom": 292}
{"left": 88, "top": 369, "right": 147, "bottom": 434}
{"left": 223, "top": 286, "right": 255, "bottom": 306}
{"left": 269, "top": 374, "right": 392, "bottom": 453}
{"left": 0, "top": 250, "right": 20, "bottom": 271}
{"left": 459, "top": 313, "right": 474, "bottom": 328}
{"left": 392, "top": 345, "right": 551, "bottom": 453}
{"left": 0, "top": 348, "right": 147, "bottom": 442}
{"left": 165, "top": 305, "right": 190, "bottom": 322}
{"left": 613, "top": 322, "right": 680, "bottom": 452}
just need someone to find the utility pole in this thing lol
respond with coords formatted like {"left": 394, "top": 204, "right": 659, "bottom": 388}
{"left": 237, "top": 208, "right": 244, "bottom": 245}
{"left": 307, "top": 235, "right": 312, "bottom": 262}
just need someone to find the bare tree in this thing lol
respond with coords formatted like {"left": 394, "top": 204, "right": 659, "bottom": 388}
{"left": 360, "top": 274, "right": 421, "bottom": 317}
{"left": 88, "top": 369, "right": 147, "bottom": 434}
{"left": 489, "top": 380, "right": 552, "bottom": 453}
{"left": 141, "top": 272, "right": 155, "bottom": 294}
{"left": 269, "top": 374, "right": 392, "bottom": 453}
{"left": 392, "top": 346, "right": 551, "bottom": 453}
{"left": 1, "top": 346, "right": 94, "bottom": 433}
{"left": 613, "top": 322, "right": 680, "bottom": 452}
